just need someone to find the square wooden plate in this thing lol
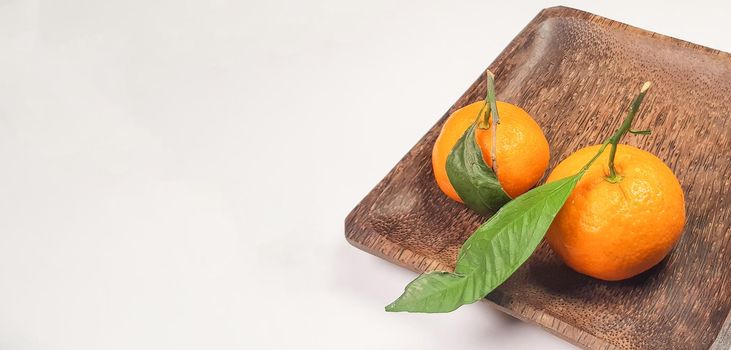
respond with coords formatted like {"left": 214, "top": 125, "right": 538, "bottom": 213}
{"left": 345, "top": 6, "right": 731, "bottom": 350}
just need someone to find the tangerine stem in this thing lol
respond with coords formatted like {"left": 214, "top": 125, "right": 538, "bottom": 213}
{"left": 582, "top": 137, "right": 612, "bottom": 173}
{"left": 486, "top": 70, "right": 500, "bottom": 177}
{"left": 606, "top": 81, "right": 652, "bottom": 182}
{"left": 477, "top": 70, "right": 491, "bottom": 129}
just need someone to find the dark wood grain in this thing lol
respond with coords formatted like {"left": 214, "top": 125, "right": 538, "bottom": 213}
{"left": 345, "top": 6, "right": 731, "bottom": 350}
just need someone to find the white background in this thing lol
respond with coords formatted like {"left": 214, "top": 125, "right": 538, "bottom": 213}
{"left": 0, "top": 1, "right": 728, "bottom": 349}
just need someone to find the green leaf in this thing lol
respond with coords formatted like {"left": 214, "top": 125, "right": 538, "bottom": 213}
{"left": 384, "top": 272, "right": 472, "bottom": 313}
{"left": 385, "top": 173, "right": 583, "bottom": 313}
{"left": 446, "top": 123, "right": 511, "bottom": 215}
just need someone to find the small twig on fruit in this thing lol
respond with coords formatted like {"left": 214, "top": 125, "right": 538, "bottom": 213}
{"left": 606, "top": 81, "right": 652, "bottom": 182}
{"left": 486, "top": 70, "right": 500, "bottom": 177}
{"left": 477, "top": 70, "right": 491, "bottom": 129}
{"left": 629, "top": 129, "right": 651, "bottom": 135}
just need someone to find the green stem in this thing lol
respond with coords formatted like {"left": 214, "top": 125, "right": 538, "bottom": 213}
{"left": 605, "top": 81, "right": 652, "bottom": 183}
{"left": 477, "top": 70, "right": 491, "bottom": 129}
{"left": 476, "top": 104, "right": 489, "bottom": 129}
{"left": 486, "top": 70, "right": 500, "bottom": 177}
{"left": 582, "top": 137, "right": 612, "bottom": 173}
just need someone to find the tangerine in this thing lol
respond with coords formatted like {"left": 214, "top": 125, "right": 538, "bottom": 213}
{"left": 432, "top": 101, "right": 550, "bottom": 200}
{"left": 545, "top": 144, "right": 686, "bottom": 281}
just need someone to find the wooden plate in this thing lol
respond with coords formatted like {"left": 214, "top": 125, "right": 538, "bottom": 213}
{"left": 345, "top": 6, "right": 731, "bottom": 350}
